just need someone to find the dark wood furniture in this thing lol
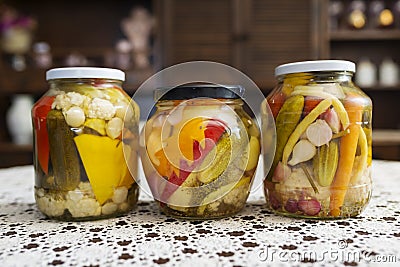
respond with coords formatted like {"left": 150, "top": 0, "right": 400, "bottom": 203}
{"left": 0, "top": 0, "right": 399, "bottom": 167}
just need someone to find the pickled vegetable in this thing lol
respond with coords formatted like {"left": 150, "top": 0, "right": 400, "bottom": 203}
{"left": 47, "top": 109, "right": 80, "bottom": 191}
{"left": 74, "top": 134, "right": 133, "bottom": 205}
{"left": 142, "top": 95, "right": 260, "bottom": 219}
{"left": 265, "top": 69, "right": 372, "bottom": 219}
{"left": 313, "top": 141, "right": 339, "bottom": 187}
{"left": 267, "top": 95, "right": 304, "bottom": 181}
{"left": 32, "top": 71, "right": 139, "bottom": 221}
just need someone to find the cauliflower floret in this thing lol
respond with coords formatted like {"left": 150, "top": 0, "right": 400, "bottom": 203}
{"left": 36, "top": 195, "right": 66, "bottom": 217}
{"left": 52, "top": 92, "right": 69, "bottom": 110}
{"left": 67, "top": 189, "right": 84, "bottom": 202}
{"left": 66, "top": 197, "right": 101, "bottom": 218}
{"left": 112, "top": 187, "right": 128, "bottom": 204}
{"left": 52, "top": 92, "right": 88, "bottom": 111}
{"left": 118, "top": 202, "right": 130, "bottom": 212}
{"left": 78, "top": 182, "right": 95, "bottom": 198}
{"left": 88, "top": 98, "right": 116, "bottom": 120}
{"left": 101, "top": 202, "right": 118, "bottom": 215}
{"left": 276, "top": 167, "right": 330, "bottom": 201}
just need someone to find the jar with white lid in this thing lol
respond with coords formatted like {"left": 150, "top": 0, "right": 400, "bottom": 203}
{"left": 32, "top": 67, "right": 140, "bottom": 221}
{"left": 263, "top": 60, "right": 372, "bottom": 219}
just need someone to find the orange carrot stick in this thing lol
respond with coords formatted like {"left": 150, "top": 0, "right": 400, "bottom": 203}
{"left": 329, "top": 94, "right": 363, "bottom": 217}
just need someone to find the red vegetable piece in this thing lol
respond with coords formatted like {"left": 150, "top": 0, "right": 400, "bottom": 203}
{"left": 303, "top": 96, "right": 323, "bottom": 117}
{"left": 193, "top": 140, "right": 201, "bottom": 161}
{"left": 32, "top": 96, "right": 54, "bottom": 174}
{"left": 203, "top": 119, "right": 226, "bottom": 143}
{"left": 267, "top": 91, "right": 286, "bottom": 118}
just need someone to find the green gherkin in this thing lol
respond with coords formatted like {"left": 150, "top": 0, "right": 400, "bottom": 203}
{"left": 267, "top": 95, "right": 304, "bottom": 181}
{"left": 313, "top": 141, "right": 339, "bottom": 187}
{"left": 47, "top": 109, "right": 81, "bottom": 190}
{"left": 197, "top": 133, "right": 232, "bottom": 184}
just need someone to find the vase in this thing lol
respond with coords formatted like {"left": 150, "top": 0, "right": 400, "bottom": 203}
{"left": 6, "top": 94, "right": 34, "bottom": 145}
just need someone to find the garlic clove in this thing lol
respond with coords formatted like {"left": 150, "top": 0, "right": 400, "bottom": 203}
{"left": 288, "top": 139, "right": 316, "bottom": 166}
{"left": 106, "top": 117, "right": 123, "bottom": 139}
{"left": 322, "top": 108, "right": 340, "bottom": 133}
{"left": 306, "top": 119, "right": 332, "bottom": 146}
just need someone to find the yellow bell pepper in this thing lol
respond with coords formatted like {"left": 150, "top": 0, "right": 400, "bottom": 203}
{"left": 74, "top": 134, "right": 133, "bottom": 204}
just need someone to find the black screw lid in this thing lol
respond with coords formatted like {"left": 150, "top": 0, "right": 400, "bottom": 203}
{"left": 154, "top": 84, "right": 244, "bottom": 101}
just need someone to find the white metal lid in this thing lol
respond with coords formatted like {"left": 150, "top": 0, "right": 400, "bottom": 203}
{"left": 46, "top": 67, "right": 125, "bottom": 81}
{"left": 275, "top": 60, "right": 356, "bottom": 77}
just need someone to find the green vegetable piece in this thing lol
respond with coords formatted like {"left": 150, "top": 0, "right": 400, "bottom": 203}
{"left": 197, "top": 134, "right": 232, "bottom": 184}
{"left": 313, "top": 140, "right": 339, "bottom": 187}
{"left": 267, "top": 95, "right": 304, "bottom": 181}
{"left": 47, "top": 109, "right": 80, "bottom": 190}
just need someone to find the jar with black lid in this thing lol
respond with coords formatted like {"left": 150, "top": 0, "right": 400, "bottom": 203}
{"left": 32, "top": 67, "right": 140, "bottom": 221}
{"left": 141, "top": 84, "right": 261, "bottom": 219}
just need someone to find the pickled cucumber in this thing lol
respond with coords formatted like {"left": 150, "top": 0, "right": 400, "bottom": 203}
{"left": 267, "top": 95, "right": 304, "bottom": 181}
{"left": 313, "top": 141, "right": 339, "bottom": 187}
{"left": 47, "top": 110, "right": 80, "bottom": 190}
{"left": 197, "top": 133, "right": 232, "bottom": 184}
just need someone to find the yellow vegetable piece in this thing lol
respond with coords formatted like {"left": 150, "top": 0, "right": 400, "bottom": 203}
{"left": 74, "top": 134, "right": 129, "bottom": 205}
{"left": 178, "top": 118, "right": 205, "bottom": 161}
{"left": 282, "top": 73, "right": 314, "bottom": 95}
{"left": 84, "top": 118, "right": 106, "bottom": 135}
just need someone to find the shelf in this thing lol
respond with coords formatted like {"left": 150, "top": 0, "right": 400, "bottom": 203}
{"left": 0, "top": 142, "right": 32, "bottom": 152}
{"left": 0, "top": 142, "right": 33, "bottom": 168}
{"left": 329, "top": 29, "right": 400, "bottom": 41}
{"left": 373, "top": 129, "right": 400, "bottom": 146}
{"left": 362, "top": 85, "right": 400, "bottom": 91}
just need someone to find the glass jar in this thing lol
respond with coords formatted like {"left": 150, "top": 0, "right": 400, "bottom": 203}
{"left": 141, "top": 84, "right": 261, "bottom": 219}
{"left": 32, "top": 67, "right": 140, "bottom": 221}
{"left": 263, "top": 60, "right": 372, "bottom": 219}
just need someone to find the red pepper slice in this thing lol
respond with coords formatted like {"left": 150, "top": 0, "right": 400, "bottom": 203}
{"left": 32, "top": 96, "right": 54, "bottom": 174}
{"left": 267, "top": 91, "right": 286, "bottom": 118}
{"left": 303, "top": 96, "right": 323, "bottom": 117}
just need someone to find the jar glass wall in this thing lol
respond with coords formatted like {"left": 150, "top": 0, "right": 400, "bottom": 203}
{"left": 141, "top": 85, "right": 261, "bottom": 219}
{"left": 263, "top": 60, "right": 372, "bottom": 219}
{"left": 32, "top": 67, "right": 140, "bottom": 221}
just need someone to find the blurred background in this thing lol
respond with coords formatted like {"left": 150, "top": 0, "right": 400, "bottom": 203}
{"left": 0, "top": 0, "right": 399, "bottom": 167}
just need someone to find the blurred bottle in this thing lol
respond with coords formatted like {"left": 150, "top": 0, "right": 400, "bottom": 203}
{"left": 356, "top": 58, "right": 377, "bottom": 87}
{"left": 347, "top": 0, "right": 367, "bottom": 30}
{"left": 393, "top": 0, "right": 400, "bottom": 28}
{"left": 379, "top": 58, "right": 399, "bottom": 87}
{"left": 7, "top": 94, "right": 33, "bottom": 145}
{"left": 369, "top": 0, "right": 395, "bottom": 28}
{"left": 33, "top": 42, "right": 52, "bottom": 69}
{"left": 329, "top": 0, "right": 344, "bottom": 31}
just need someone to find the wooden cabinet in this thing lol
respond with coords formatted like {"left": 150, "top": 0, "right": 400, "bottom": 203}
{"left": 0, "top": 0, "right": 155, "bottom": 167}
{"left": 157, "top": 0, "right": 322, "bottom": 89}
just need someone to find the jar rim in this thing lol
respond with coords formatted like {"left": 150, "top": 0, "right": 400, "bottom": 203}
{"left": 275, "top": 60, "right": 356, "bottom": 77}
{"left": 154, "top": 83, "right": 245, "bottom": 101}
{"left": 46, "top": 67, "right": 125, "bottom": 81}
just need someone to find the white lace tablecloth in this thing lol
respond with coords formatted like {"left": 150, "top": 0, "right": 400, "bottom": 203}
{"left": 1, "top": 160, "right": 400, "bottom": 267}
